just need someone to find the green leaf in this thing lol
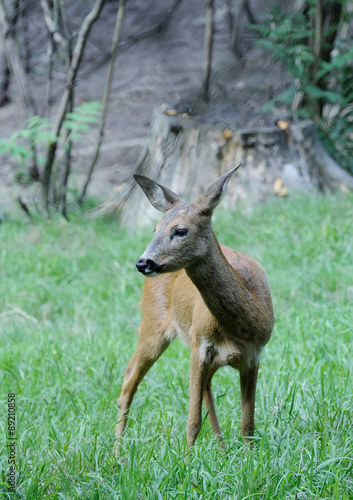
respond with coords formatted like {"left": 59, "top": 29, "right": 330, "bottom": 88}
{"left": 36, "top": 131, "right": 58, "bottom": 143}
{"left": 69, "top": 133, "right": 83, "bottom": 141}
{"left": 74, "top": 124, "right": 92, "bottom": 132}
{"left": 11, "top": 129, "right": 31, "bottom": 141}
{"left": 0, "top": 140, "right": 12, "bottom": 154}
{"left": 303, "top": 85, "right": 343, "bottom": 104}
{"left": 62, "top": 120, "right": 77, "bottom": 131}
{"left": 11, "top": 145, "right": 32, "bottom": 161}
{"left": 77, "top": 116, "right": 99, "bottom": 124}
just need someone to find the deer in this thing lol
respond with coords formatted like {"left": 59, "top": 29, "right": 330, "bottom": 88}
{"left": 115, "top": 165, "right": 275, "bottom": 452}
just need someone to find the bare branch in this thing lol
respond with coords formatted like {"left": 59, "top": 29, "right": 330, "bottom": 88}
{"left": 60, "top": 42, "right": 74, "bottom": 219}
{"left": 40, "top": 0, "right": 66, "bottom": 46}
{"left": 18, "top": 195, "right": 33, "bottom": 219}
{"left": 78, "top": 0, "right": 126, "bottom": 205}
{"left": 201, "top": 0, "right": 215, "bottom": 101}
{"left": 243, "top": 0, "right": 258, "bottom": 25}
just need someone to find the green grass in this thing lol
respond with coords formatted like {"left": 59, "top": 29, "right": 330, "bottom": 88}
{"left": 1, "top": 193, "right": 353, "bottom": 499}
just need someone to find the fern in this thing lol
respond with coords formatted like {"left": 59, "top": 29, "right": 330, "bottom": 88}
{"left": 62, "top": 101, "right": 101, "bottom": 140}
{"left": 0, "top": 101, "right": 101, "bottom": 175}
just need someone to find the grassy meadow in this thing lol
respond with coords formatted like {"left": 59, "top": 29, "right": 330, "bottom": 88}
{"left": 0, "top": 193, "right": 352, "bottom": 499}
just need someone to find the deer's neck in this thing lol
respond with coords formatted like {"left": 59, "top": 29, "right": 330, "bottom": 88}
{"left": 186, "top": 233, "right": 250, "bottom": 333}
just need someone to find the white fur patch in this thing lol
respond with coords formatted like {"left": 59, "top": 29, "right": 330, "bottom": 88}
{"left": 199, "top": 340, "right": 213, "bottom": 363}
{"left": 164, "top": 329, "right": 177, "bottom": 342}
{"left": 164, "top": 322, "right": 191, "bottom": 346}
{"left": 215, "top": 342, "right": 240, "bottom": 365}
{"left": 144, "top": 270, "right": 160, "bottom": 278}
{"left": 174, "top": 322, "right": 191, "bottom": 347}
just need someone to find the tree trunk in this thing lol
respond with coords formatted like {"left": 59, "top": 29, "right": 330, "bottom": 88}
{"left": 0, "top": 0, "right": 40, "bottom": 180}
{"left": 41, "top": 0, "right": 106, "bottom": 215}
{"left": 0, "top": 52, "right": 10, "bottom": 106}
{"left": 311, "top": 0, "right": 343, "bottom": 118}
{"left": 94, "top": 105, "right": 353, "bottom": 226}
{"left": 0, "top": 0, "right": 36, "bottom": 116}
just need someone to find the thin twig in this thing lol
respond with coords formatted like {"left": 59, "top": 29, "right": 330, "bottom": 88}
{"left": 18, "top": 196, "right": 33, "bottom": 219}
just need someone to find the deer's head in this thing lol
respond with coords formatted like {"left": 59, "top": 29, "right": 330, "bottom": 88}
{"left": 134, "top": 165, "right": 240, "bottom": 277}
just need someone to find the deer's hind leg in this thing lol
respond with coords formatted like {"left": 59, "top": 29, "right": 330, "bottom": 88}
{"left": 239, "top": 361, "right": 259, "bottom": 444}
{"left": 115, "top": 324, "right": 171, "bottom": 446}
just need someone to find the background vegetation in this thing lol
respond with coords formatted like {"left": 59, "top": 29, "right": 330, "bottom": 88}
{"left": 253, "top": 0, "right": 353, "bottom": 175}
{"left": 1, "top": 192, "right": 352, "bottom": 498}
{"left": 1, "top": 0, "right": 353, "bottom": 219}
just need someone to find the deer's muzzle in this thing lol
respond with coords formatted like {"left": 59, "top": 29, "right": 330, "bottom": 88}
{"left": 136, "top": 258, "right": 164, "bottom": 277}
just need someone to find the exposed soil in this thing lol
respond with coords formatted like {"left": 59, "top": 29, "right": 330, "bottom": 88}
{"left": 0, "top": 0, "right": 288, "bottom": 215}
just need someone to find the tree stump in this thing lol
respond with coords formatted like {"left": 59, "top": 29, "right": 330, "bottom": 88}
{"left": 96, "top": 104, "right": 353, "bottom": 226}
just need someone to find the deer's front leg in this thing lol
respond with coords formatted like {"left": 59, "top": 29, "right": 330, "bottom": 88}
{"left": 187, "top": 344, "right": 207, "bottom": 448}
{"left": 115, "top": 329, "right": 170, "bottom": 454}
{"left": 203, "top": 368, "right": 225, "bottom": 449}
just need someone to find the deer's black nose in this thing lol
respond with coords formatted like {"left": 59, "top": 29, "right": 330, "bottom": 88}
{"left": 136, "top": 258, "right": 164, "bottom": 275}
{"left": 136, "top": 258, "right": 156, "bottom": 273}
{"left": 136, "top": 258, "right": 149, "bottom": 272}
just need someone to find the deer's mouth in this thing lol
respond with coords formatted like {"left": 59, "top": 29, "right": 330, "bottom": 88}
{"left": 136, "top": 258, "right": 164, "bottom": 277}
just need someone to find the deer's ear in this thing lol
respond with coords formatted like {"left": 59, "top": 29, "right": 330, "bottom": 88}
{"left": 193, "top": 164, "right": 241, "bottom": 216}
{"left": 134, "top": 174, "right": 183, "bottom": 213}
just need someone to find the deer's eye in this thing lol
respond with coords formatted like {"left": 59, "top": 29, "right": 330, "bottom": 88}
{"left": 175, "top": 228, "right": 188, "bottom": 237}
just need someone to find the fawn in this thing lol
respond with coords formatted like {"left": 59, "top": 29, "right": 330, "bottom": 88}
{"left": 116, "top": 166, "right": 274, "bottom": 450}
